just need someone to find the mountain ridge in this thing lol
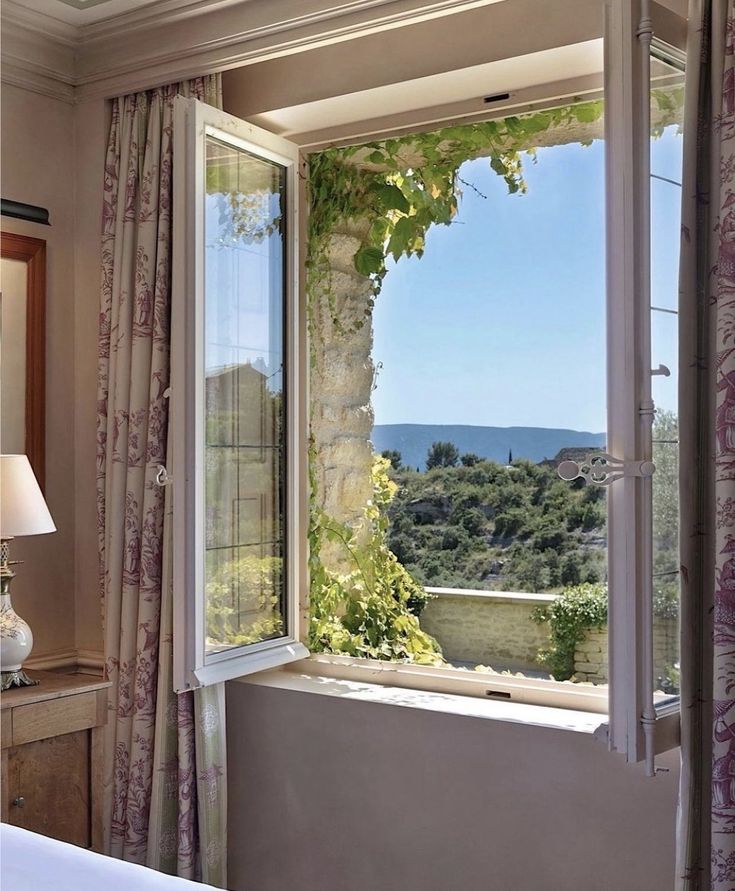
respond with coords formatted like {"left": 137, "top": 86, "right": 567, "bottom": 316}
{"left": 372, "top": 423, "right": 606, "bottom": 470}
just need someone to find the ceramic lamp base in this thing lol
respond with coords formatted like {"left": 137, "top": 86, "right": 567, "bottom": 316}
{"left": 1, "top": 669, "right": 38, "bottom": 691}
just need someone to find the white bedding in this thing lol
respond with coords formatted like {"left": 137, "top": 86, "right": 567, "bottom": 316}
{"left": 0, "top": 824, "right": 220, "bottom": 891}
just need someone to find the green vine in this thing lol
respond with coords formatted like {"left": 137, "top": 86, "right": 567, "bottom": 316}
{"left": 305, "top": 100, "right": 606, "bottom": 660}
{"left": 532, "top": 583, "right": 608, "bottom": 681}
{"left": 305, "top": 91, "right": 683, "bottom": 665}
{"left": 306, "top": 100, "right": 606, "bottom": 327}
{"left": 308, "top": 455, "right": 442, "bottom": 663}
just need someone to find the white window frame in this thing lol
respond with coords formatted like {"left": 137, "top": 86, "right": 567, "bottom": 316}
{"left": 289, "top": 0, "right": 683, "bottom": 766}
{"left": 171, "top": 97, "right": 308, "bottom": 693}
{"left": 167, "top": 2, "right": 685, "bottom": 767}
{"left": 603, "top": 0, "right": 684, "bottom": 771}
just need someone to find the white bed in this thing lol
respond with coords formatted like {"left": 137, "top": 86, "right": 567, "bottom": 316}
{"left": 0, "top": 824, "right": 220, "bottom": 891}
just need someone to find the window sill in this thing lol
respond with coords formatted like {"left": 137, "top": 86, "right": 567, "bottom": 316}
{"left": 232, "top": 661, "right": 607, "bottom": 735}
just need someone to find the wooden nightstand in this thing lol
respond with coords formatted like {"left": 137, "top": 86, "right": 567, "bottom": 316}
{"left": 0, "top": 671, "right": 110, "bottom": 850}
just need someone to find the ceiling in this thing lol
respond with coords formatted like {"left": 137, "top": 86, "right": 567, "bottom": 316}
{"left": 244, "top": 39, "right": 605, "bottom": 140}
{"left": 8, "top": 0, "right": 689, "bottom": 32}
{"left": 7, "top": 0, "right": 177, "bottom": 26}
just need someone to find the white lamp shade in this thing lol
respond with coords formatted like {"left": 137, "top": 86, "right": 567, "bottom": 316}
{"left": 1, "top": 455, "right": 56, "bottom": 537}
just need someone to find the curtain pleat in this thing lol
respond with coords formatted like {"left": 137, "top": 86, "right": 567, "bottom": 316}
{"left": 97, "top": 74, "right": 227, "bottom": 887}
{"left": 677, "top": 2, "right": 735, "bottom": 887}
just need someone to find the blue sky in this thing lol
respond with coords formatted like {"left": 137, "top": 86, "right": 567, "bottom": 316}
{"left": 372, "top": 127, "right": 683, "bottom": 433}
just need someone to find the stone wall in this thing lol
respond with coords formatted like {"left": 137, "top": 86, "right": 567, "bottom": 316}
{"left": 310, "top": 221, "right": 377, "bottom": 567}
{"left": 574, "top": 619, "right": 679, "bottom": 686}
{"left": 418, "top": 588, "right": 556, "bottom": 672}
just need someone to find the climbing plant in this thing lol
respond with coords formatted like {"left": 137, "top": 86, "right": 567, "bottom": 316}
{"left": 306, "top": 100, "right": 607, "bottom": 329}
{"left": 308, "top": 455, "right": 443, "bottom": 663}
{"left": 532, "top": 583, "right": 608, "bottom": 681}
{"left": 306, "top": 99, "right": 607, "bottom": 662}
{"left": 305, "top": 90, "right": 684, "bottom": 663}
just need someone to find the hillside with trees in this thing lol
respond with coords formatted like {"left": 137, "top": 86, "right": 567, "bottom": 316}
{"left": 381, "top": 411, "right": 679, "bottom": 599}
{"left": 383, "top": 449, "right": 607, "bottom": 593}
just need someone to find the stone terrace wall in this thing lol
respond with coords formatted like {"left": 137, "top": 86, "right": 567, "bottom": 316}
{"left": 419, "top": 589, "right": 556, "bottom": 672}
{"left": 574, "top": 619, "right": 679, "bottom": 685}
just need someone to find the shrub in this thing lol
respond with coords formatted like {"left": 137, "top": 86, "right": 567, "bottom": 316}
{"left": 533, "top": 583, "right": 607, "bottom": 680}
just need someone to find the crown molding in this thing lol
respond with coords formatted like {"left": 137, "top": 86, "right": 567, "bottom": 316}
{"left": 1, "top": 14, "right": 77, "bottom": 103}
{"left": 74, "top": 0, "right": 500, "bottom": 99}
{"left": 2, "top": 0, "right": 79, "bottom": 45}
{"left": 77, "top": 0, "right": 251, "bottom": 42}
{"left": 3, "top": 0, "right": 502, "bottom": 101}
{"left": 1, "top": 58, "right": 76, "bottom": 103}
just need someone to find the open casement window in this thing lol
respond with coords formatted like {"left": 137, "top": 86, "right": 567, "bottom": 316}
{"left": 599, "top": 0, "right": 684, "bottom": 771}
{"left": 171, "top": 98, "right": 307, "bottom": 692}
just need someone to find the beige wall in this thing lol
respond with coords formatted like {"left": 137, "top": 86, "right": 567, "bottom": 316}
{"left": 0, "top": 85, "right": 107, "bottom": 664}
{"left": 73, "top": 96, "right": 108, "bottom": 660}
{"left": 1, "top": 84, "right": 77, "bottom": 661}
{"left": 227, "top": 680, "right": 681, "bottom": 891}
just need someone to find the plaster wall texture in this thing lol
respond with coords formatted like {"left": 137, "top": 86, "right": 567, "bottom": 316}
{"left": 226, "top": 678, "right": 681, "bottom": 891}
{"left": 1, "top": 84, "right": 77, "bottom": 661}
{"left": 420, "top": 591, "right": 553, "bottom": 670}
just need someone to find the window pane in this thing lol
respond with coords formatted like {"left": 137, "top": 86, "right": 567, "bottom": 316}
{"left": 650, "top": 49, "right": 684, "bottom": 700}
{"left": 204, "top": 134, "right": 287, "bottom": 656}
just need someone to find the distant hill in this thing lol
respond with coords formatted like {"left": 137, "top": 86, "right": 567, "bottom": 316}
{"left": 372, "top": 424, "right": 605, "bottom": 470}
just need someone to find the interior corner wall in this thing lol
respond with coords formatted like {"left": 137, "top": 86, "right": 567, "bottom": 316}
{"left": 73, "top": 95, "right": 108, "bottom": 662}
{"left": 226, "top": 680, "right": 681, "bottom": 891}
{"left": 1, "top": 83, "right": 77, "bottom": 661}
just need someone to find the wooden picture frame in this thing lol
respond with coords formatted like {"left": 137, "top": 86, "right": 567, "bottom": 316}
{"left": 1, "top": 232, "right": 46, "bottom": 490}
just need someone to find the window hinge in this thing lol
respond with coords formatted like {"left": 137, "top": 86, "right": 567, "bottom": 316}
{"left": 557, "top": 453, "right": 655, "bottom": 487}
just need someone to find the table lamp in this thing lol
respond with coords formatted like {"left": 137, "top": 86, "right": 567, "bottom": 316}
{"left": 0, "top": 455, "right": 56, "bottom": 690}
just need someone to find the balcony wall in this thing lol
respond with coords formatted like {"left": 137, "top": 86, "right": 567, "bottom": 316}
{"left": 419, "top": 588, "right": 555, "bottom": 671}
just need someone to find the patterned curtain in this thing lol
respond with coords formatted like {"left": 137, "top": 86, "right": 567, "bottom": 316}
{"left": 677, "top": 2, "right": 735, "bottom": 888}
{"left": 96, "top": 75, "right": 227, "bottom": 886}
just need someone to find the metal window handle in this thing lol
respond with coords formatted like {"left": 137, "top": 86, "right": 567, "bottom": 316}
{"left": 557, "top": 453, "right": 655, "bottom": 487}
{"left": 12, "top": 796, "right": 25, "bottom": 808}
{"left": 155, "top": 465, "right": 172, "bottom": 487}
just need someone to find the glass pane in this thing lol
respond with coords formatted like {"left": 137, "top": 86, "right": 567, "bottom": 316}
{"left": 652, "top": 438, "right": 680, "bottom": 696}
{"left": 650, "top": 49, "right": 684, "bottom": 700}
{"left": 204, "top": 133, "right": 287, "bottom": 656}
{"left": 651, "top": 308, "right": 678, "bottom": 414}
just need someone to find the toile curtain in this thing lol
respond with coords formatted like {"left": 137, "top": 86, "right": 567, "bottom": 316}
{"left": 96, "top": 74, "right": 227, "bottom": 886}
{"left": 677, "top": 1, "right": 735, "bottom": 887}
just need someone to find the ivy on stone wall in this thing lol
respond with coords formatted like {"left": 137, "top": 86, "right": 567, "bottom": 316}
{"left": 308, "top": 455, "right": 443, "bottom": 662}
{"left": 306, "top": 100, "right": 606, "bottom": 325}
{"left": 305, "top": 90, "right": 686, "bottom": 664}
{"left": 306, "top": 100, "right": 606, "bottom": 662}
{"left": 532, "top": 583, "right": 608, "bottom": 681}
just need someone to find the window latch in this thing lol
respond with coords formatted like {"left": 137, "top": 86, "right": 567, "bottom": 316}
{"left": 557, "top": 453, "right": 655, "bottom": 487}
{"left": 155, "top": 464, "right": 173, "bottom": 487}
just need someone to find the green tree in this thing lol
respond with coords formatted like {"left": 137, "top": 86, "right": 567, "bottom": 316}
{"left": 461, "top": 452, "right": 480, "bottom": 466}
{"left": 426, "top": 441, "right": 459, "bottom": 470}
{"left": 381, "top": 449, "right": 403, "bottom": 470}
